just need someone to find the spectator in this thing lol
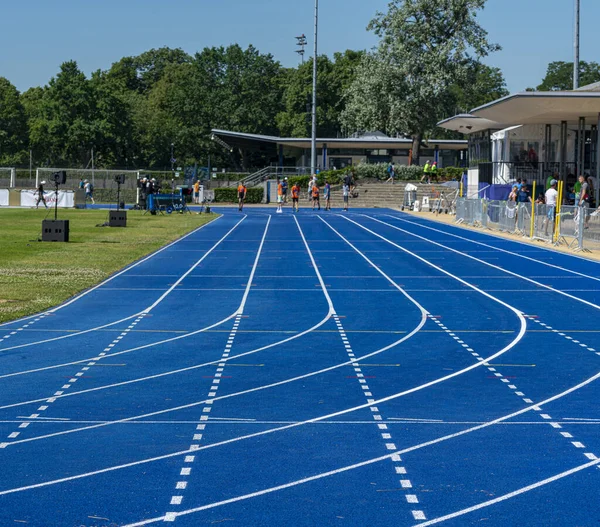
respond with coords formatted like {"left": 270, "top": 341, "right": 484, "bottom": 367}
{"left": 544, "top": 179, "right": 558, "bottom": 236}
{"left": 282, "top": 177, "right": 289, "bottom": 203}
{"left": 578, "top": 174, "right": 591, "bottom": 229}
{"left": 193, "top": 180, "right": 200, "bottom": 204}
{"left": 430, "top": 161, "right": 438, "bottom": 181}
{"left": 546, "top": 172, "right": 558, "bottom": 191}
{"left": 386, "top": 162, "right": 396, "bottom": 184}
{"left": 84, "top": 179, "right": 95, "bottom": 204}
{"left": 342, "top": 183, "right": 349, "bottom": 211}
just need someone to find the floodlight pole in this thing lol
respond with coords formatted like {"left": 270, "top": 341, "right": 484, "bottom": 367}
{"left": 310, "top": 0, "right": 318, "bottom": 177}
{"left": 574, "top": 0, "right": 580, "bottom": 89}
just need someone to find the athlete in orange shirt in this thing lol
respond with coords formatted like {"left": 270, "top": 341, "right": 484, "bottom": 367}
{"left": 312, "top": 184, "right": 320, "bottom": 211}
{"left": 291, "top": 182, "right": 300, "bottom": 212}
{"left": 237, "top": 183, "right": 247, "bottom": 211}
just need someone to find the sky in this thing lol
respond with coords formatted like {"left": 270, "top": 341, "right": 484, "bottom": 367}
{"left": 0, "top": 0, "right": 598, "bottom": 96}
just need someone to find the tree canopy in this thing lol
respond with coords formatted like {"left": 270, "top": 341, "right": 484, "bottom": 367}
{"left": 342, "top": 0, "right": 501, "bottom": 164}
{"left": 535, "top": 61, "right": 600, "bottom": 91}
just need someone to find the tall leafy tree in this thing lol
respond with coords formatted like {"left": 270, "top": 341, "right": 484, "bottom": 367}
{"left": 535, "top": 61, "right": 600, "bottom": 91}
{"left": 0, "top": 78, "right": 28, "bottom": 164}
{"left": 277, "top": 50, "right": 364, "bottom": 138}
{"left": 342, "top": 0, "right": 499, "bottom": 164}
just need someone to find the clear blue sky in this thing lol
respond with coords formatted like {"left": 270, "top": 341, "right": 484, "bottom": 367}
{"left": 1, "top": 0, "right": 598, "bottom": 95}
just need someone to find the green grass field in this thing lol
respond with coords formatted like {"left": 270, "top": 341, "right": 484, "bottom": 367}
{"left": 0, "top": 208, "right": 218, "bottom": 323}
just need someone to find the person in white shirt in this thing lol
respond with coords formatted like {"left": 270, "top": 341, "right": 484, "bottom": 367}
{"left": 544, "top": 179, "right": 558, "bottom": 236}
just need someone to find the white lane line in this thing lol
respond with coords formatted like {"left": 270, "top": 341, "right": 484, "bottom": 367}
{"left": 383, "top": 213, "right": 600, "bottom": 283}
{"left": 116, "top": 371, "right": 600, "bottom": 527}
{"left": 335, "top": 310, "right": 426, "bottom": 521}
{"left": 0, "top": 217, "right": 227, "bottom": 351}
{"left": 411, "top": 458, "right": 600, "bottom": 526}
{"left": 364, "top": 215, "right": 600, "bottom": 312}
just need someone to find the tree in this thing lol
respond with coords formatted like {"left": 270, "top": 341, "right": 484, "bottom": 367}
{"left": 535, "top": 61, "right": 600, "bottom": 91}
{"left": 0, "top": 78, "right": 28, "bottom": 164}
{"left": 277, "top": 50, "right": 364, "bottom": 138}
{"left": 342, "top": 0, "right": 500, "bottom": 164}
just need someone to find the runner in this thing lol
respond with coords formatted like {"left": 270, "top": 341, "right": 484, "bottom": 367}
{"left": 291, "top": 181, "right": 300, "bottom": 212}
{"left": 237, "top": 182, "right": 247, "bottom": 211}
{"left": 276, "top": 177, "right": 284, "bottom": 213}
{"left": 324, "top": 180, "right": 331, "bottom": 210}
{"left": 312, "top": 182, "right": 320, "bottom": 211}
{"left": 342, "top": 182, "right": 349, "bottom": 211}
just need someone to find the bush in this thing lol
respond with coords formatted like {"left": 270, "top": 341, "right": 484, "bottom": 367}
{"left": 213, "top": 187, "right": 263, "bottom": 203}
{"left": 395, "top": 165, "right": 425, "bottom": 181}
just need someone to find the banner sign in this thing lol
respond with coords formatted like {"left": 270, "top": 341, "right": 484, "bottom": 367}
{"left": 0, "top": 189, "right": 8, "bottom": 206}
{"left": 20, "top": 190, "right": 74, "bottom": 208}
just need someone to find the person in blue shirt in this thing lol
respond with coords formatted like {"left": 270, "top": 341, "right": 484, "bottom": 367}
{"left": 324, "top": 181, "right": 331, "bottom": 210}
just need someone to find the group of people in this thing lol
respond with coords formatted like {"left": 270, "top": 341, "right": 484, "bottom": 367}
{"left": 236, "top": 174, "right": 354, "bottom": 213}
{"left": 508, "top": 173, "right": 596, "bottom": 234}
{"left": 420, "top": 161, "right": 438, "bottom": 184}
{"left": 138, "top": 177, "right": 161, "bottom": 210}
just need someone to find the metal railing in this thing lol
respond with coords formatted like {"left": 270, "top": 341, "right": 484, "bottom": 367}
{"left": 242, "top": 166, "right": 313, "bottom": 187}
{"left": 456, "top": 198, "right": 590, "bottom": 252}
{"left": 479, "top": 162, "right": 579, "bottom": 186}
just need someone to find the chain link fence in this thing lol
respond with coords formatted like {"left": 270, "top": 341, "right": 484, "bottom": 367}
{"left": 455, "top": 198, "right": 592, "bottom": 252}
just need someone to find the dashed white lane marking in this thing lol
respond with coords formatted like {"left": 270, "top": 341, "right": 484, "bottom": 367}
{"left": 334, "top": 313, "right": 425, "bottom": 522}
{"left": 0, "top": 315, "right": 47, "bottom": 347}
{"left": 0, "top": 315, "right": 145, "bottom": 447}
{"left": 431, "top": 313, "right": 600, "bottom": 480}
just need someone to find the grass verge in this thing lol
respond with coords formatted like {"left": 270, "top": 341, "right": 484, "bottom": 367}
{"left": 0, "top": 208, "right": 218, "bottom": 323}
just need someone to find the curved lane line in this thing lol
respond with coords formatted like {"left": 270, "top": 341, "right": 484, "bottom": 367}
{"left": 0, "top": 215, "right": 223, "bottom": 330}
{"left": 383, "top": 212, "right": 600, "bottom": 282}
{"left": 0, "top": 214, "right": 527, "bottom": 487}
{"left": 361, "top": 214, "right": 600, "bottom": 312}
{"left": 0, "top": 215, "right": 240, "bottom": 355}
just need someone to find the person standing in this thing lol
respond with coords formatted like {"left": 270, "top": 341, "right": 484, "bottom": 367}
{"left": 342, "top": 183, "right": 349, "bottom": 211}
{"left": 291, "top": 182, "right": 300, "bottom": 212}
{"left": 312, "top": 182, "right": 320, "bottom": 211}
{"left": 276, "top": 177, "right": 284, "bottom": 214}
{"left": 546, "top": 172, "right": 558, "bottom": 191}
{"left": 36, "top": 180, "right": 48, "bottom": 209}
{"left": 544, "top": 179, "right": 558, "bottom": 236}
{"left": 308, "top": 175, "right": 316, "bottom": 204}
{"left": 84, "top": 179, "right": 95, "bottom": 204}
{"left": 281, "top": 177, "right": 289, "bottom": 203}
{"left": 578, "top": 174, "right": 591, "bottom": 229}
{"left": 324, "top": 181, "right": 331, "bottom": 210}
{"left": 78, "top": 178, "right": 85, "bottom": 189}
{"left": 237, "top": 182, "right": 247, "bottom": 211}
{"left": 193, "top": 180, "right": 200, "bottom": 204}
{"left": 386, "top": 162, "right": 396, "bottom": 184}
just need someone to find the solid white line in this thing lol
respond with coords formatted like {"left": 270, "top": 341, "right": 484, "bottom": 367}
{"left": 118, "top": 369, "right": 600, "bottom": 527}
{"left": 0, "top": 215, "right": 223, "bottom": 330}
{"left": 0, "top": 216, "right": 244, "bottom": 359}
{"left": 143, "top": 216, "right": 246, "bottom": 314}
{"left": 412, "top": 459, "right": 600, "bottom": 526}
{"left": 336, "top": 215, "right": 528, "bottom": 336}
{"left": 364, "top": 215, "right": 600, "bottom": 312}
{"left": 238, "top": 216, "right": 271, "bottom": 314}
{"left": 385, "top": 213, "right": 600, "bottom": 283}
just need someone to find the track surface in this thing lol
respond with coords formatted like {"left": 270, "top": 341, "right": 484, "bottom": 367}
{"left": 1, "top": 208, "right": 600, "bottom": 526}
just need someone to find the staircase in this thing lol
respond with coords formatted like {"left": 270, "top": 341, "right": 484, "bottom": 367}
{"left": 326, "top": 182, "right": 445, "bottom": 209}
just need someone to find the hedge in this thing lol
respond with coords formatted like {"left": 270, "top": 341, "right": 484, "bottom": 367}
{"left": 94, "top": 189, "right": 137, "bottom": 203}
{"left": 213, "top": 187, "right": 264, "bottom": 203}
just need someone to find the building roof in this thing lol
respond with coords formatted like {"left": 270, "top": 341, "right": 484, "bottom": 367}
{"left": 211, "top": 129, "right": 467, "bottom": 150}
{"left": 436, "top": 114, "right": 501, "bottom": 133}
{"left": 439, "top": 91, "right": 600, "bottom": 134}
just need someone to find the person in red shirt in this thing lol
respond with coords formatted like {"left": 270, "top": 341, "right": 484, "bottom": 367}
{"left": 291, "top": 182, "right": 300, "bottom": 212}
{"left": 312, "top": 183, "right": 320, "bottom": 211}
{"left": 237, "top": 183, "right": 247, "bottom": 211}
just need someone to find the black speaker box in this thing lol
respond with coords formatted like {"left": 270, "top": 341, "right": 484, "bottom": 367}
{"left": 53, "top": 171, "right": 67, "bottom": 185}
{"left": 109, "top": 210, "right": 127, "bottom": 227}
{"left": 42, "top": 220, "right": 69, "bottom": 242}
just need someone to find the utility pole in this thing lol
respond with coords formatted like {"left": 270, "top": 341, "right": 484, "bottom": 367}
{"left": 574, "top": 0, "right": 580, "bottom": 89}
{"left": 310, "top": 0, "right": 318, "bottom": 177}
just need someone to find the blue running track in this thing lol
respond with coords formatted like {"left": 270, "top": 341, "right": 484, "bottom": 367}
{"left": 1, "top": 207, "right": 600, "bottom": 526}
